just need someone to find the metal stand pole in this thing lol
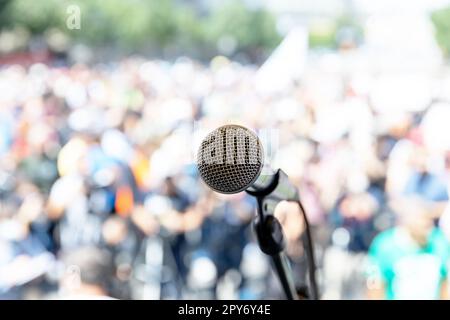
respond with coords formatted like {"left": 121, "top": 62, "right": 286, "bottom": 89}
{"left": 253, "top": 197, "right": 298, "bottom": 300}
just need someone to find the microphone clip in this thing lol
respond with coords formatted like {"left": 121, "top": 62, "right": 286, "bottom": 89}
{"left": 246, "top": 169, "right": 300, "bottom": 300}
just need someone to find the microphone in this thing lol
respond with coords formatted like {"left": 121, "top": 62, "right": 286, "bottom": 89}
{"left": 196, "top": 124, "right": 318, "bottom": 300}
{"left": 196, "top": 124, "right": 298, "bottom": 201}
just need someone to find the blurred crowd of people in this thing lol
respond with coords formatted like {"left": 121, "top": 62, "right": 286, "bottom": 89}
{"left": 0, "top": 54, "right": 449, "bottom": 299}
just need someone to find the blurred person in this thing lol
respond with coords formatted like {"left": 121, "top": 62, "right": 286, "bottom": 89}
{"left": 367, "top": 196, "right": 449, "bottom": 300}
{"left": 130, "top": 178, "right": 205, "bottom": 299}
{"left": 58, "top": 246, "right": 115, "bottom": 299}
{"left": 0, "top": 181, "right": 55, "bottom": 299}
{"left": 323, "top": 192, "right": 379, "bottom": 299}
{"left": 384, "top": 114, "right": 416, "bottom": 196}
{"left": 46, "top": 169, "right": 99, "bottom": 251}
{"left": 403, "top": 144, "right": 448, "bottom": 203}
{"left": 438, "top": 151, "right": 450, "bottom": 240}
{"left": 156, "top": 176, "right": 193, "bottom": 282}
{"left": 269, "top": 200, "right": 311, "bottom": 299}
{"left": 100, "top": 216, "right": 139, "bottom": 299}
{"left": 402, "top": 142, "right": 449, "bottom": 226}
{"left": 201, "top": 194, "right": 253, "bottom": 271}
{"left": 331, "top": 192, "right": 379, "bottom": 252}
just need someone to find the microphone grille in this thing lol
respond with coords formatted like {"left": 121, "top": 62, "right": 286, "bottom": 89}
{"left": 197, "top": 125, "right": 264, "bottom": 194}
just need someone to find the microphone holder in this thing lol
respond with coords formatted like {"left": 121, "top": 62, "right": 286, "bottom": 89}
{"left": 246, "top": 169, "right": 318, "bottom": 300}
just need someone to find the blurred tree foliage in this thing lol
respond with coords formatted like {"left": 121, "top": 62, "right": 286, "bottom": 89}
{"left": 0, "top": 0, "right": 281, "bottom": 61}
{"left": 431, "top": 6, "right": 450, "bottom": 58}
{"left": 308, "top": 14, "right": 364, "bottom": 49}
{"left": 204, "top": 1, "right": 280, "bottom": 58}
{"left": 0, "top": 0, "right": 12, "bottom": 29}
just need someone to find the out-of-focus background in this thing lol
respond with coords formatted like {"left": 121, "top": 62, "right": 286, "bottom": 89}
{"left": 1, "top": 0, "right": 450, "bottom": 300}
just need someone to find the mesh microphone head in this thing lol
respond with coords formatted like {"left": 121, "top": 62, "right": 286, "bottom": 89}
{"left": 197, "top": 125, "right": 264, "bottom": 194}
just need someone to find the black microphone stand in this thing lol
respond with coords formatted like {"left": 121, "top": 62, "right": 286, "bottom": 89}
{"left": 246, "top": 169, "right": 319, "bottom": 300}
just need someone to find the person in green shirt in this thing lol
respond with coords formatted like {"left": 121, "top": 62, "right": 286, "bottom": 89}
{"left": 367, "top": 196, "right": 449, "bottom": 299}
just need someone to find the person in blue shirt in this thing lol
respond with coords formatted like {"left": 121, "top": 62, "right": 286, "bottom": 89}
{"left": 403, "top": 146, "right": 448, "bottom": 202}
